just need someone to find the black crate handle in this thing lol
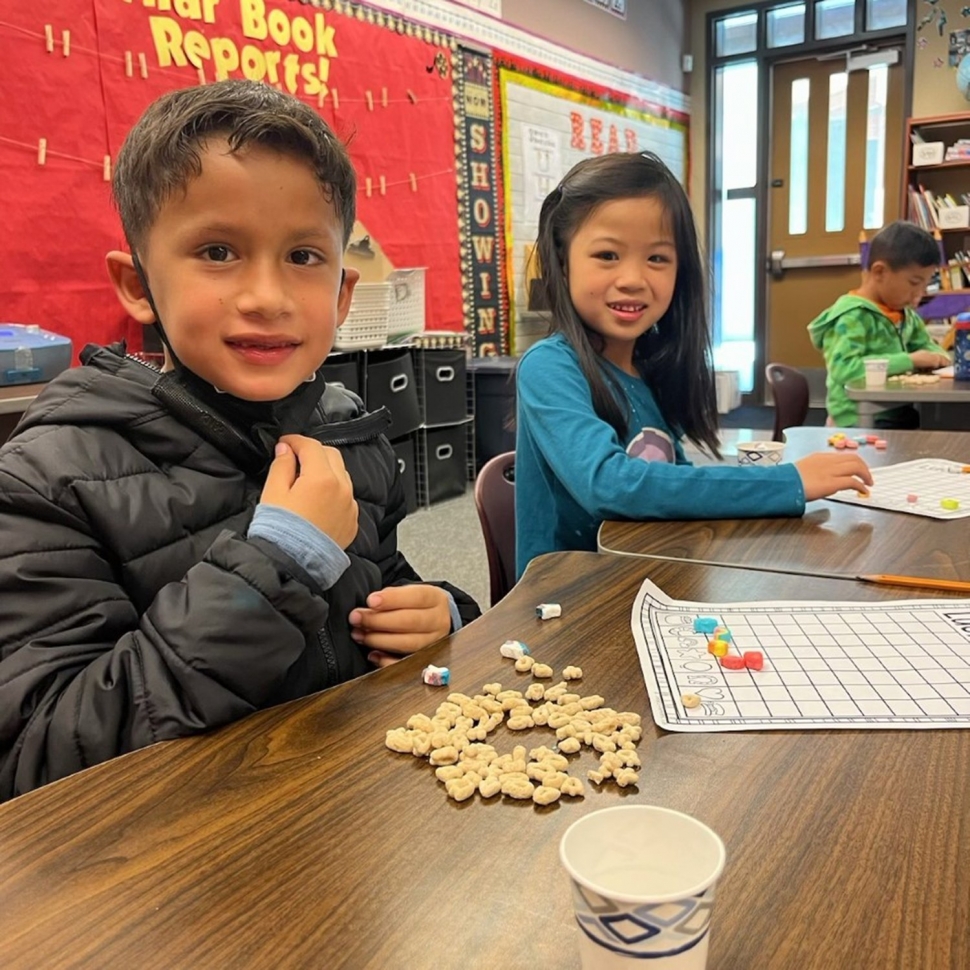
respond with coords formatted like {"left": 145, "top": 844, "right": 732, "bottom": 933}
{"left": 434, "top": 444, "right": 453, "bottom": 461}
{"left": 389, "top": 374, "right": 409, "bottom": 393}
{"left": 435, "top": 366, "right": 455, "bottom": 383}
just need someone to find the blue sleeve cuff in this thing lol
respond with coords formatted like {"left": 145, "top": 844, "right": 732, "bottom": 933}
{"left": 248, "top": 504, "right": 350, "bottom": 590}
{"left": 446, "top": 592, "right": 462, "bottom": 633}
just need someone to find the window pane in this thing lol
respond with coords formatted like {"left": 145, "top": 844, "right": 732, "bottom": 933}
{"left": 815, "top": 0, "right": 854, "bottom": 39}
{"left": 719, "top": 61, "right": 759, "bottom": 189}
{"left": 713, "top": 197, "right": 757, "bottom": 392}
{"left": 767, "top": 4, "right": 805, "bottom": 48}
{"left": 715, "top": 11, "right": 758, "bottom": 56}
{"left": 826, "top": 73, "right": 847, "bottom": 232}
{"left": 867, "top": 0, "right": 907, "bottom": 31}
{"left": 864, "top": 65, "right": 888, "bottom": 229}
{"left": 789, "top": 77, "right": 810, "bottom": 235}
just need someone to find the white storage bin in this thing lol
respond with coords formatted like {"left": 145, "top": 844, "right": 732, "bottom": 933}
{"left": 387, "top": 268, "right": 426, "bottom": 340}
{"left": 333, "top": 283, "right": 391, "bottom": 351}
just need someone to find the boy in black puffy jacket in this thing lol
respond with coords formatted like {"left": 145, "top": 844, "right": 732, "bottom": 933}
{"left": 0, "top": 80, "right": 479, "bottom": 800}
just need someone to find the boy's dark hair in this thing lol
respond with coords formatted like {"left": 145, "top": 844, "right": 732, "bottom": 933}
{"left": 113, "top": 79, "right": 356, "bottom": 253}
{"left": 866, "top": 220, "right": 940, "bottom": 270}
{"left": 533, "top": 152, "right": 719, "bottom": 456}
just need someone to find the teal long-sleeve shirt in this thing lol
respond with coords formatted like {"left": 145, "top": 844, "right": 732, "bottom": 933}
{"left": 514, "top": 334, "right": 806, "bottom": 577}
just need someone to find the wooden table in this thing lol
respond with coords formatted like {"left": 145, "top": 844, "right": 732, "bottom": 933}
{"left": 600, "top": 426, "right": 970, "bottom": 582}
{"left": 0, "top": 552, "right": 967, "bottom": 970}
{"left": 845, "top": 377, "right": 970, "bottom": 429}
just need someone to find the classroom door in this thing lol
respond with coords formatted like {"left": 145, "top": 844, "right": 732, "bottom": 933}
{"left": 767, "top": 52, "right": 903, "bottom": 369}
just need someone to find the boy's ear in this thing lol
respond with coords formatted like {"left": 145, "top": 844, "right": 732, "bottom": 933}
{"left": 335, "top": 266, "right": 360, "bottom": 327}
{"left": 106, "top": 251, "right": 156, "bottom": 324}
{"left": 868, "top": 259, "right": 888, "bottom": 280}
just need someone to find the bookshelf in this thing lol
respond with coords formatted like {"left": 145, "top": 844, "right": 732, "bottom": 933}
{"left": 904, "top": 113, "right": 970, "bottom": 333}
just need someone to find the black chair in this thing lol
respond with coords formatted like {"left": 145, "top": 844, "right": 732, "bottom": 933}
{"left": 765, "top": 363, "right": 810, "bottom": 442}
{"left": 473, "top": 451, "right": 516, "bottom": 607}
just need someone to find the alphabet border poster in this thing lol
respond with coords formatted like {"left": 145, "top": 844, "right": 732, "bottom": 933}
{"left": 495, "top": 56, "right": 689, "bottom": 343}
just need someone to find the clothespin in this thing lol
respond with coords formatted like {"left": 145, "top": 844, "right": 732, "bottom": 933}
{"left": 125, "top": 51, "right": 133, "bottom": 77}
{"left": 103, "top": 155, "right": 112, "bottom": 182}
{"left": 365, "top": 176, "right": 372, "bottom": 197}
{"left": 407, "top": 89, "right": 417, "bottom": 104}
{"left": 381, "top": 87, "right": 388, "bottom": 107}
{"left": 45, "top": 24, "right": 54, "bottom": 53}
{"left": 409, "top": 172, "right": 417, "bottom": 193}
{"left": 62, "top": 30, "right": 70, "bottom": 57}
{"left": 379, "top": 175, "right": 386, "bottom": 196}
{"left": 139, "top": 53, "right": 148, "bottom": 78}
{"left": 331, "top": 88, "right": 339, "bottom": 110}
{"left": 37, "top": 138, "right": 47, "bottom": 166}
{"left": 365, "top": 90, "right": 373, "bottom": 111}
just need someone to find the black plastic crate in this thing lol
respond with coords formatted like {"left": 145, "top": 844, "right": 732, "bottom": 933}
{"left": 364, "top": 348, "right": 421, "bottom": 439}
{"left": 419, "top": 349, "right": 467, "bottom": 425}
{"left": 422, "top": 423, "right": 469, "bottom": 505}
{"left": 320, "top": 352, "right": 361, "bottom": 397}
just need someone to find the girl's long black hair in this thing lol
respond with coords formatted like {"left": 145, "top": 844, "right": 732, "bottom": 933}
{"left": 533, "top": 152, "right": 720, "bottom": 457}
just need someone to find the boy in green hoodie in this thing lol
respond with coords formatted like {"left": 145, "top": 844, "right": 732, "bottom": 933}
{"left": 808, "top": 221, "right": 950, "bottom": 428}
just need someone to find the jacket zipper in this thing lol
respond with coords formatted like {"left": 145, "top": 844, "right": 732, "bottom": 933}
{"left": 317, "top": 627, "right": 339, "bottom": 686}
{"left": 315, "top": 407, "right": 392, "bottom": 446}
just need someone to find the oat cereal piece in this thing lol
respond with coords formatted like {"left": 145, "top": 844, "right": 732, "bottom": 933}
{"left": 430, "top": 746, "right": 460, "bottom": 766}
{"left": 507, "top": 715, "right": 535, "bottom": 731}
{"left": 385, "top": 730, "right": 414, "bottom": 754}
{"left": 531, "top": 705, "right": 551, "bottom": 726}
{"left": 614, "top": 768, "right": 639, "bottom": 788}
{"left": 540, "top": 771, "right": 570, "bottom": 790}
{"left": 616, "top": 712, "right": 642, "bottom": 727}
{"left": 525, "top": 683, "right": 546, "bottom": 701}
{"left": 587, "top": 769, "right": 607, "bottom": 785}
{"left": 435, "top": 764, "right": 466, "bottom": 782}
{"left": 445, "top": 777, "right": 478, "bottom": 801}
{"left": 533, "top": 785, "right": 562, "bottom": 805}
{"left": 562, "top": 666, "right": 583, "bottom": 681}
{"left": 561, "top": 777, "right": 585, "bottom": 797}
{"left": 532, "top": 663, "right": 554, "bottom": 679}
{"left": 479, "top": 775, "right": 502, "bottom": 798}
{"left": 681, "top": 693, "right": 701, "bottom": 709}
{"left": 482, "top": 683, "right": 502, "bottom": 696}
{"left": 406, "top": 713, "right": 433, "bottom": 732}
{"left": 557, "top": 693, "right": 582, "bottom": 706}
{"left": 411, "top": 733, "right": 433, "bottom": 756}
{"left": 514, "top": 655, "right": 535, "bottom": 673}
{"left": 592, "top": 734, "right": 617, "bottom": 754}
{"left": 580, "top": 695, "right": 606, "bottom": 711}
{"left": 557, "top": 737, "right": 582, "bottom": 755}
{"left": 548, "top": 712, "right": 571, "bottom": 730}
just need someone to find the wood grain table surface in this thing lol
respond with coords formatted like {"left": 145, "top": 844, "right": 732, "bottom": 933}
{"left": 0, "top": 552, "right": 968, "bottom": 970}
{"left": 599, "top": 426, "right": 970, "bottom": 582}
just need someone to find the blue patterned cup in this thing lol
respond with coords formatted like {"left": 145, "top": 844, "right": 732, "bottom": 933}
{"left": 560, "top": 805, "right": 726, "bottom": 969}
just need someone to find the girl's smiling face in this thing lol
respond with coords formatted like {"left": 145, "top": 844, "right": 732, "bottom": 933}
{"left": 566, "top": 195, "right": 678, "bottom": 373}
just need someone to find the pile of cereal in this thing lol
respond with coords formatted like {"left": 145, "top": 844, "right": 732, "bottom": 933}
{"left": 385, "top": 650, "right": 642, "bottom": 806}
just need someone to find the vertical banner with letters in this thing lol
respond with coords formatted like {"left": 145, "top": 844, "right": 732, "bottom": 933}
{"left": 455, "top": 47, "right": 506, "bottom": 356}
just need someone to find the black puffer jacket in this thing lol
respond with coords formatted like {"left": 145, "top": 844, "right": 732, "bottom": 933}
{"left": 0, "top": 345, "right": 479, "bottom": 800}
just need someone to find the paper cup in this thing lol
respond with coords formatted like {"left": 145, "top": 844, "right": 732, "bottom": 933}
{"left": 864, "top": 358, "right": 889, "bottom": 389}
{"left": 560, "top": 805, "right": 726, "bottom": 969}
{"left": 736, "top": 440, "right": 785, "bottom": 465}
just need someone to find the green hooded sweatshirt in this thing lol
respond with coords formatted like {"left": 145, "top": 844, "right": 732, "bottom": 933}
{"left": 807, "top": 293, "right": 941, "bottom": 427}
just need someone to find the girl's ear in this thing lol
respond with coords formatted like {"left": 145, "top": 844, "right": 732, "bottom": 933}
{"left": 106, "top": 251, "right": 156, "bottom": 324}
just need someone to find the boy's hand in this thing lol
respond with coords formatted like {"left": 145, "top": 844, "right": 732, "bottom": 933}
{"left": 349, "top": 585, "right": 452, "bottom": 666}
{"left": 910, "top": 350, "right": 950, "bottom": 370}
{"left": 794, "top": 453, "right": 873, "bottom": 501}
{"left": 261, "top": 435, "right": 359, "bottom": 549}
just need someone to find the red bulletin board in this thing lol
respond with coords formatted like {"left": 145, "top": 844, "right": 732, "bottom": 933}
{"left": 0, "top": 1, "right": 463, "bottom": 361}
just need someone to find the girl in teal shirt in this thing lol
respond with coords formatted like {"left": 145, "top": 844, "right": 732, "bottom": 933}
{"left": 515, "top": 153, "right": 873, "bottom": 578}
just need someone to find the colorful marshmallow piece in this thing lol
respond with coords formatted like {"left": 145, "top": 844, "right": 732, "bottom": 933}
{"left": 865, "top": 434, "right": 879, "bottom": 444}
{"left": 854, "top": 436, "right": 868, "bottom": 444}
{"left": 681, "top": 693, "right": 702, "bottom": 709}
{"left": 906, "top": 493, "right": 919, "bottom": 504}
{"left": 743, "top": 651, "right": 764, "bottom": 671}
{"left": 719, "top": 655, "right": 746, "bottom": 670}
{"left": 536, "top": 602, "right": 562, "bottom": 620}
{"left": 835, "top": 439, "right": 847, "bottom": 449}
{"left": 707, "top": 639, "right": 729, "bottom": 657}
{"left": 942, "top": 498, "right": 960, "bottom": 511}
{"left": 421, "top": 664, "right": 450, "bottom": 686}
{"left": 693, "top": 616, "right": 719, "bottom": 634}
{"left": 499, "top": 639, "right": 530, "bottom": 660}
{"left": 845, "top": 439, "right": 859, "bottom": 450}
{"left": 713, "top": 626, "right": 733, "bottom": 642}
{"left": 874, "top": 439, "right": 888, "bottom": 449}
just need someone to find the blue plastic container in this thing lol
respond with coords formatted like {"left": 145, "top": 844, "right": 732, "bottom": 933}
{"left": 0, "top": 324, "right": 72, "bottom": 386}
{"left": 955, "top": 313, "right": 970, "bottom": 381}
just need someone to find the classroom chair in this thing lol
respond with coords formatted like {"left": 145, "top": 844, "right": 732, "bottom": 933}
{"left": 473, "top": 451, "right": 516, "bottom": 607}
{"left": 765, "top": 363, "right": 810, "bottom": 442}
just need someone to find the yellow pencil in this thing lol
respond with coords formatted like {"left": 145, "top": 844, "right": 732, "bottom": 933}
{"left": 860, "top": 574, "right": 970, "bottom": 594}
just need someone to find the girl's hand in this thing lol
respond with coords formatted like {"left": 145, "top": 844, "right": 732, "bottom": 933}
{"left": 349, "top": 585, "right": 452, "bottom": 667}
{"left": 794, "top": 453, "right": 873, "bottom": 501}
